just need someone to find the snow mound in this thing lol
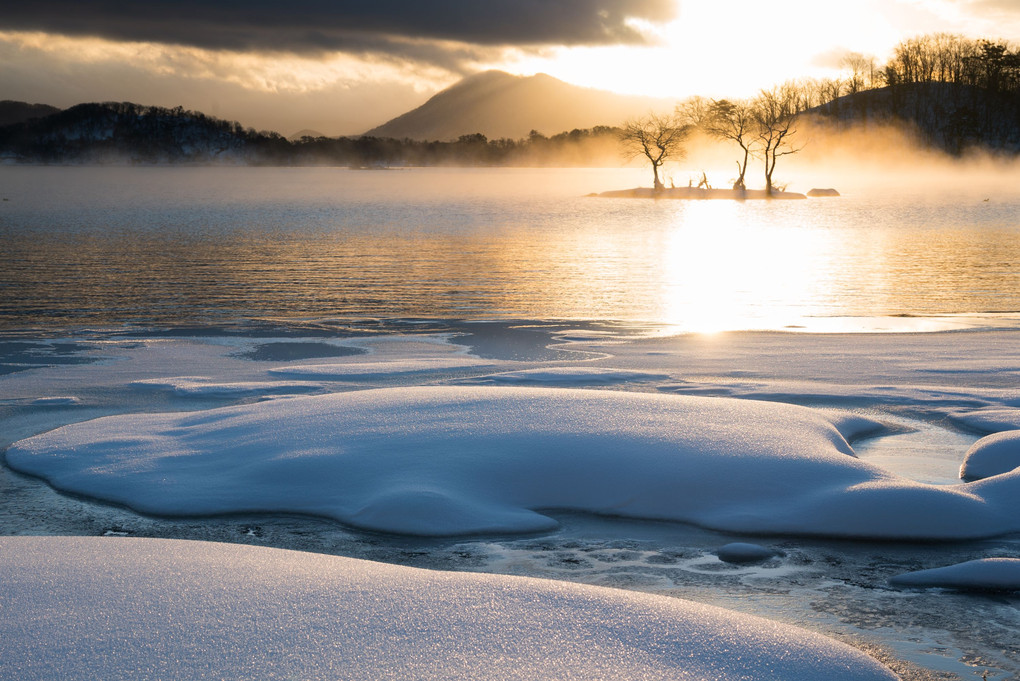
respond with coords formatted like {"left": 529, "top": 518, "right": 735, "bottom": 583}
{"left": 468, "top": 367, "right": 670, "bottom": 385}
{"left": 131, "top": 377, "right": 321, "bottom": 397}
{"left": 0, "top": 537, "right": 898, "bottom": 681}
{"left": 717, "top": 542, "right": 776, "bottom": 564}
{"left": 889, "top": 558, "right": 1020, "bottom": 591}
{"left": 8, "top": 386, "right": 1020, "bottom": 539}
{"left": 960, "top": 430, "right": 1020, "bottom": 480}
{"left": 268, "top": 358, "right": 491, "bottom": 379}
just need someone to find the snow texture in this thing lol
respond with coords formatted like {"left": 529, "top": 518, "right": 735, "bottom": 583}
{"left": 8, "top": 386, "right": 1020, "bottom": 540}
{"left": 0, "top": 536, "right": 898, "bottom": 681}
{"left": 889, "top": 558, "right": 1020, "bottom": 591}
{"left": 467, "top": 367, "right": 670, "bottom": 385}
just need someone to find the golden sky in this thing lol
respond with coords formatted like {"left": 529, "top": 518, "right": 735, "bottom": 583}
{"left": 2, "top": 0, "right": 1018, "bottom": 135}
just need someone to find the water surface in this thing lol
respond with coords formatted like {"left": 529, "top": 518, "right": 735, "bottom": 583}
{"left": 2, "top": 166, "right": 1019, "bottom": 331}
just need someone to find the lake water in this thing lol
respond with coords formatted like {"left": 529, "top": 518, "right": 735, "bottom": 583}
{"left": 3, "top": 165, "right": 1020, "bottom": 332}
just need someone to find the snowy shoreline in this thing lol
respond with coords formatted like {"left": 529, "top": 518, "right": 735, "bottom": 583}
{"left": 2, "top": 319, "right": 1019, "bottom": 679}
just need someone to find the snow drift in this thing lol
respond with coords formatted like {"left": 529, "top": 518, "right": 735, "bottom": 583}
{"left": 8, "top": 386, "right": 1020, "bottom": 540}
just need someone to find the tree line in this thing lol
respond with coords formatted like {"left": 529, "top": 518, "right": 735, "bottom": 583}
{"left": 0, "top": 102, "right": 623, "bottom": 166}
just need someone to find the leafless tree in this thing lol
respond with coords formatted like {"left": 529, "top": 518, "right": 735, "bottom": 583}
{"left": 752, "top": 84, "right": 802, "bottom": 196}
{"left": 619, "top": 111, "right": 691, "bottom": 191}
{"left": 703, "top": 99, "right": 758, "bottom": 190}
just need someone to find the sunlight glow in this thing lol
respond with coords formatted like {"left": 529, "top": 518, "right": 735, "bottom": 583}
{"left": 657, "top": 201, "right": 837, "bottom": 333}
{"left": 501, "top": 0, "right": 919, "bottom": 100}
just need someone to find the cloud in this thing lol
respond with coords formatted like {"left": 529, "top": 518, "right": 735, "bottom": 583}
{"left": 0, "top": 1, "right": 677, "bottom": 57}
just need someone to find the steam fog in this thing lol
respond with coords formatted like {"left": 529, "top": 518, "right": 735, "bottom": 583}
{"left": 664, "top": 118, "right": 1020, "bottom": 198}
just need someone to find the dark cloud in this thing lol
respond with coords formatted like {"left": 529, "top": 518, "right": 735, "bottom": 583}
{"left": 0, "top": 1, "right": 677, "bottom": 54}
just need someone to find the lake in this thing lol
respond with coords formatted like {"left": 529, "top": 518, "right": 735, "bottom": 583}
{"left": 3, "top": 165, "right": 1020, "bottom": 332}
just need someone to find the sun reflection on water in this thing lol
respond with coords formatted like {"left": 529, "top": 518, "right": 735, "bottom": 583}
{"left": 657, "top": 201, "right": 839, "bottom": 333}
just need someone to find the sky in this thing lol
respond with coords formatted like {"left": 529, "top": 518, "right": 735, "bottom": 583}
{"left": 2, "top": 0, "right": 1020, "bottom": 136}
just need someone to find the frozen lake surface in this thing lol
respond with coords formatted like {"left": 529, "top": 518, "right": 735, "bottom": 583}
{"left": 2, "top": 167, "right": 1020, "bottom": 679}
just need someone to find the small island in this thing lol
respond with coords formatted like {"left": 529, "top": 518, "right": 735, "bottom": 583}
{"left": 606, "top": 92, "right": 846, "bottom": 201}
{"left": 596, "top": 186, "right": 807, "bottom": 200}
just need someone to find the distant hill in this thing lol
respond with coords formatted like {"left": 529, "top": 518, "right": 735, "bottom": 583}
{"left": 0, "top": 100, "right": 60, "bottom": 127}
{"left": 363, "top": 70, "right": 673, "bottom": 141}
{"left": 806, "top": 82, "right": 1020, "bottom": 154}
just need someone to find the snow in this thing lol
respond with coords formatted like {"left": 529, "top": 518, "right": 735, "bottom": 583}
{"left": 6, "top": 324, "right": 1020, "bottom": 677}
{"left": 9, "top": 385, "right": 1020, "bottom": 540}
{"left": 717, "top": 542, "right": 777, "bottom": 564}
{"left": 467, "top": 367, "right": 670, "bottom": 385}
{"left": 0, "top": 536, "right": 898, "bottom": 681}
{"left": 268, "top": 357, "right": 492, "bottom": 379}
{"left": 889, "top": 558, "right": 1020, "bottom": 591}
{"left": 959, "top": 430, "right": 1020, "bottom": 480}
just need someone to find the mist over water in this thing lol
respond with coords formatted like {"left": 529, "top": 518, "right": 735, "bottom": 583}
{"left": 2, "top": 165, "right": 1020, "bottom": 332}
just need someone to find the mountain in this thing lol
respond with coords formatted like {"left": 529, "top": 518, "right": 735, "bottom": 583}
{"left": 806, "top": 82, "right": 1020, "bottom": 154}
{"left": 0, "top": 100, "right": 60, "bottom": 127}
{"left": 363, "top": 71, "right": 673, "bottom": 141}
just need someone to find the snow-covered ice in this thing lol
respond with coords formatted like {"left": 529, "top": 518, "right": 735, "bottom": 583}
{"left": 0, "top": 536, "right": 898, "bottom": 681}
{"left": 959, "top": 430, "right": 1020, "bottom": 480}
{"left": 9, "top": 385, "right": 1020, "bottom": 540}
{"left": 889, "top": 558, "right": 1020, "bottom": 591}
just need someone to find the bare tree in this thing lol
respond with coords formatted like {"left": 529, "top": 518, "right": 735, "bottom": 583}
{"left": 753, "top": 84, "right": 802, "bottom": 196}
{"left": 619, "top": 111, "right": 691, "bottom": 191}
{"left": 703, "top": 99, "right": 758, "bottom": 190}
